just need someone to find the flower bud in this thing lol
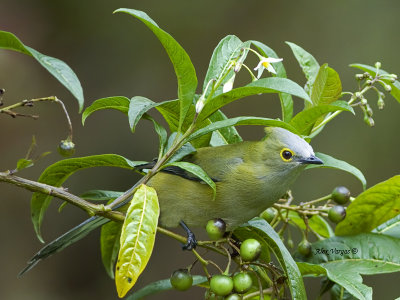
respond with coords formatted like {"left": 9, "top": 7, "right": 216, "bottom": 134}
{"left": 360, "top": 98, "right": 368, "bottom": 106}
{"left": 377, "top": 98, "right": 385, "bottom": 110}
{"left": 355, "top": 74, "right": 364, "bottom": 80}
{"left": 366, "top": 80, "right": 372, "bottom": 86}
{"left": 364, "top": 115, "right": 375, "bottom": 127}
{"left": 384, "top": 84, "right": 392, "bottom": 92}
{"left": 374, "top": 62, "right": 381, "bottom": 69}
{"left": 366, "top": 104, "right": 373, "bottom": 117}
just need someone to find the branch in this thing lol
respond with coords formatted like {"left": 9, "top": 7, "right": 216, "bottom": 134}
{"left": 0, "top": 171, "right": 125, "bottom": 222}
{"left": 0, "top": 96, "right": 58, "bottom": 119}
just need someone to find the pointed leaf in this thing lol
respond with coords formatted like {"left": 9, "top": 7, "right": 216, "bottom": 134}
{"left": 336, "top": 175, "right": 400, "bottom": 236}
{"left": 101, "top": 221, "right": 122, "bottom": 279}
{"left": 187, "top": 116, "right": 299, "bottom": 144}
{"left": 129, "top": 96, "right": 160, "bottom": 133}
{"left": 208, "top": 110, "right": 243, "bottom": 146}
{"left": 204, "top": 35, "right": 244, "bottom": 97}
{"left": 0, "top": 30, "right": 84, "bottom": 111}
{"left": 80, "top": 190, "right": 124, "bottom": 201}
{"left": 198, "top": 77, "right": 311, "bottom": 122}
{"left": 31, "top": 155, "right": 146, "bottom": 242}
{"left": 82, "top": 96, "right": 130, "bottom": 125}
{"left": 16, "top": 158, "right": 34, "bottom": 171}
{"left": 252, "top": 41, "right": 293, "bottom": 122}
{"left": 306, "top": 152, "right": 366, "bottom": 189}
{"left": 350, "top": 63, "right": 400, "bottom": 103}
{"left": 125, "top": 276, "right": 207, "bottom": 300}
{"left": 297, "top": 233, "right": 400, "bottom": 300}
{"left": 163, "top": 161, "right": 216, "bottom": 199}
{"left": 286, "top": 41, "right": 320, "bottom": 93}
{"left": 144, "top": 115, "right": 167, "bottom": 157}
{"left": 242, "top": 218, "right": 307, "bottom": 299}
{"left": 115, "top": 184, "right": 159, "bottom": 297}
{"left": 289, "top": 101, "right": 354, "bottom": 135}
{"left": 114, "top": 9, "right": 197, "bottom": 130}
{"left": 287, "top": 211, "right": 334, "bottom": 238}
{"left": 373, "top": 214, "right": 400, "bottom": 238}
{"left": 311, "top": 64, "right": 342, "bottom": 106}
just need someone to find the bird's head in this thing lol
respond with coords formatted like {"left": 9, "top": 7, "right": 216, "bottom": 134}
{"left": 262, "top": 127, "right": 323, "bottom": 172}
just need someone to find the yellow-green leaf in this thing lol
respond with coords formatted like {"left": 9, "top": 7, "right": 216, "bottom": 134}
{"left": 115, "top": 184, "right": 159, "bottom": 298}
{"left": 335, "top": 175, "right": 400, "bottom": 236}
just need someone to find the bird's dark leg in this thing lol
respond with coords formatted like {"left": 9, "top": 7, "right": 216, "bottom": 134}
{"left": 179, "top": 221, "right": 197, "bottom": 250}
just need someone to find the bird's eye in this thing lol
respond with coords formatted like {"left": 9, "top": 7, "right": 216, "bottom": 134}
{"left": 280, "top": 148, "right": 294, "bottom": 162}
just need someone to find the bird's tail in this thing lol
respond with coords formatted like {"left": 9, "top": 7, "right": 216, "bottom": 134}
{"left": 19, "top": 216, "right": 109, "bottom": 276}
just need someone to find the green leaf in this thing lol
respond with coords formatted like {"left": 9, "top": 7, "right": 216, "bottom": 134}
{"left": 306, "top": 152, "right": 366, "bottom": 189}
{"left": 286, "top": 41, "right": 320, "bottom": 94}
{"left": 311, "top": 64, "right": 342, "bottom": 106}
{"left": 350, "top": 63, "right": 400, "bottom": 103}
{"left": 252, "top": 41, "right": 293, "bottom": 122}
{"left": 208, "top": 110, "right": 243, "bottom": 146}
{"left": 125, "top": 275, "right": 207, "bottom": 300}
{"left": 0, "top": 30, "right": 84, "bottom": 111}
{"left": 129, "top": 97, "right": 160, "bottom": 133}
{"left": 163, "top": 161, "right": 216, "bottom": 199}
{"left": 203, "top": 35, "right": 244, "bottom": 97}
{"left": 198, "top": 77, "right": 311, "bottom": 122}
{"left": 187, "top": 116, "right": 299, "bottom": 144}
{"left": 115, "top": 184, "right": 159, "bottom": 298}
{"left": 101, "top": 220, "right": 122, "bottom": 279}
{"left": 373, "top": 214, "right": 400, "bottom": 238}
{"left": 335, "top": 175, "right": 400, "bottom": 236}
{"left": 16, "top": 158, "right": 34, "bottom": 171}
{"left": 289, "top": 101, "right": 354, "bottom": 135}
{"left": 80, "top": 190, "right": 123, "bottom": 201}
{"left": 287, "top": 211, "right": 334, "bottom": 238}
{"left": 31, "top": 155, "right": 147, "bottom": 242}
{"left": 297, "top": 233, "right": 400, "bottom": 300}
{"left": 168, "top": 142, "right": 196, "bottom": 163}
{"left": 144, "top": 115, "right": 167, "bottom": 158}
{"left": 243, "top": 218, "right": 307, "bottom": 299}
{"left": 114, "top": 9, "right": 198, "bottom": 130}
{"left": 82, "top": 96, "right": 130, "bottom": 125}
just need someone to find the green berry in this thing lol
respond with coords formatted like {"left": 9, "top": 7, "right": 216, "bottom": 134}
{"left": 226, "top": 294, "right": 242, "bottom": 300}
{"left": 240, "top": 239, "right": 262, "bottom": 262}
{"left": 57, "top": 140, "right": 75, "bottom": 157}
{"left": 206, "top": 218, "right": 226, "bottom": 240}
{"left": 297, "top": 239, "right": 312, "bottom": 256}
{"left": 331, "top": 186, "right": 351, "bottom": 204}
{"left": 328, "top": 205, "right": 346, "bottom": 223}
{"left": 233, "top": 272, "right": 252, "bottom": 293}
{"left": 260, "top": 207, "right": 277, "bottom": 223}
{"left": 170, "top": 269, "right": 193, "bottom": 291}
{"left": 209, "top": 274, "right": 234, "bottom": 296}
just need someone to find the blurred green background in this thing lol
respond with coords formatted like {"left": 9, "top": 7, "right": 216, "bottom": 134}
{"left": 1, "top": 0, "right": 399, "bottom": 299}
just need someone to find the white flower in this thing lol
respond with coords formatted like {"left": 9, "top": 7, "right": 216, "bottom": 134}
{"left": 254, "top": 57, "right": 283, "bottom": 78}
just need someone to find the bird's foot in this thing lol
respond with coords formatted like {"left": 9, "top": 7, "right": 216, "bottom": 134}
{"left": 182, "top": 231, "right": 197, "bottom": 250}
{"left": 179, "top": 220, "right": 197, "bottom": 251}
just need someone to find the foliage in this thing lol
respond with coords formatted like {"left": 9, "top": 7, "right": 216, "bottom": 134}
{"left": 1, "top": 7, "right": 399, "bottom": 300}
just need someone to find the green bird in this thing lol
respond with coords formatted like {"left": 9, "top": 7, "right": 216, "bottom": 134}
{"left": 19, "top": 127, "right": 322, "bottom": 273}
{"left": 150, "top": 127, "right": 322, "bottom": 232}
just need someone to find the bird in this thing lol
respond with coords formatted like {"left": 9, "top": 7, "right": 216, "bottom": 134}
{"left": 19, "top": 126, "right": 322, "bottom": 274}
{"left": 149, "top": 127, "right": 322, "bottom": 231}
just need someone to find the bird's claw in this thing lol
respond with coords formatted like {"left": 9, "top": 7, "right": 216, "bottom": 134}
{"left": 182, "top": 232, "right": 197, "bottom": 251}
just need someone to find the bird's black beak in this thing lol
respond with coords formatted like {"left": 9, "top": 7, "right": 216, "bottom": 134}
{"left": 299, "top": 155, "right": 323, "bottom": 165}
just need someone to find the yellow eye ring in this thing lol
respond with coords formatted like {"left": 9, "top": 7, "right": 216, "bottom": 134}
{"left": 280, "top": 148, "right": 294, "bottom": 162}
